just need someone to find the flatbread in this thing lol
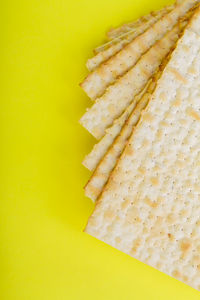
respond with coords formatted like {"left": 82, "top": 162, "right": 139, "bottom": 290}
{"left": 84, "top": 62, "right": 166, "bottom": 201}
{"left": 84, "top": 93, "right": 150, "bottom": 201}
{"left": 80, "top": 23, "right": 185, "bottom": 140}
{"left": 87, "top": 7, "right": 170, "bottom": 71}
{"left": 82, "top": 82, "right": 150, "bottom": 171}
{"left": 80, "top": 0, "right": 198, "bottom": 100}
{"left": 85, "top": 9, "right": 200, "bottom": 291}
{"left": 106, "top": 5, "right": 173, "bottom": 40}
{"left": 82, "top": 102, "right": 137, "bottom": 171}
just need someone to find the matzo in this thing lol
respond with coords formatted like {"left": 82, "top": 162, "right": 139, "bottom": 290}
{"left": 82, "top": 82, "right": 151, "bottom": 171}
{"left": 85, "top": 12, "right": 200, "bottom": 291}
{"left": 81, "top": 0, "right": 198, "bottom": 99}
{"left": 106, "top": 6, "right": 173, "bottom": 40}
{"left": 82, "top": 101, "right": 137, "bottom": 171}
{"left": 84, "top": 65, "right": 165, "bottom": 201}
{"left": 87, "top": 7, "right": 170, "bottom": 71}
{"left": 80, "top": 24, "right": 184, "bottom": 140}
{"left": 84, "top": 94, "right": 150, "bottom": 202}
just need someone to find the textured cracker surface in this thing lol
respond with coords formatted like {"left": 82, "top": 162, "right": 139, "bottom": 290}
{"left": 84, "top": 93, "right": 150, "bottom": 201}
{"left": 84, "top": 66, "right": 165, "bottom": 201}
{"left": 81, "top": 0, "right": 197, "bottom": 99}
{"left": 85, "top": 24, "right": 200, "bottom": 291}
{"left": 87, "top": 8, "right": 169, "bottom": 71}
{"left": 82, "top": 82, "right": 150, "bottom": 171}
{"left": 82, "top": 102, "right": 136, "bottom": 171}
{"left": 80, "top": 25, "right": 182, "bottom": 140}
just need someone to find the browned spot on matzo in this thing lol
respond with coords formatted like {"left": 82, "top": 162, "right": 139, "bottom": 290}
{"left": 186, "top": 107, "right": 200, "bottom": 120}
{"left": 168, "top": 67, "right": 188, "bottom": 84}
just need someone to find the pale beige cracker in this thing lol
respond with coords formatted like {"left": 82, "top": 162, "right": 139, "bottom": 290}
{"left": 84, "top": 65, "right": 165, "bottom": 201}
{"left": 106, "top": 6, "right": 173, "bottom": 40}
{"left": 84, "top": 93, "right": 150, "bottom": 201}
{"left": 82, "top": 82, "right": 150, "bottom": 171}
{"left": 87, "top": 7, "right": 171, "bottom": 71}
{"left": 85, "top": 11, "right": 200, "bottom": 291}
{"left": 82, "top": 101, "right": 136, "bottom": 171}
{"left": 80, "top": 24, "right": 184, "bottom": 140}
{"left": 80, "top": 0, "right": 198, "bottom": 100}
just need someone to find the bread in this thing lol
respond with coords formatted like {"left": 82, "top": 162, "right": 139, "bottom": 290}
{"left": 80, "top": 24, "right": 184, "bottom": 140}
{"left": 82, "top": 82, "right": 150, "bottom": 171}
{"left": 80, "top": 0, "right": 198, "bottom": 100}
{"left": 84, "top": 60, "right": 168, "bottom": 201}
{"left": 106, "top": 6, "right": 173, "bottom": 40}
{"left": 85, "top": 8, "right": 200, "bottom": 290}
{"left": 87, "top": 7, "right": 172, "bottom": 71}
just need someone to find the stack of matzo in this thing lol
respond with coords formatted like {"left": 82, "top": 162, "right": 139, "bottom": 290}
{"left": 80, "top": 0, "right": 200, "bottom": 291}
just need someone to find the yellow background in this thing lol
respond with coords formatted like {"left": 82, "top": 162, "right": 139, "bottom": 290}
{"left": 1, "top": 0, "right": 200, "bottom": 299}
